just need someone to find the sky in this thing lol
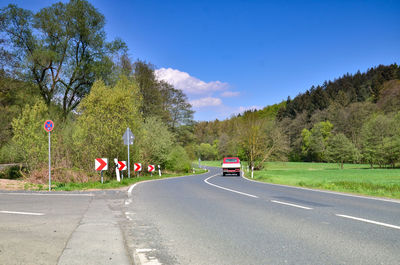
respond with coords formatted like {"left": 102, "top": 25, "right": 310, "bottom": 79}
{"left": 2, "top": 0, "right": 400, "bottom": 121}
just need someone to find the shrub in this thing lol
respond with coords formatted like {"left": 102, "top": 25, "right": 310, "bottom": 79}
{"left": 165, "top": 146, "right": 191, "bottom": 172}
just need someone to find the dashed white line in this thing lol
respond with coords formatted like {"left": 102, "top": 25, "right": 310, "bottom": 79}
{"left": 271, "top": 200, "right": 313, "bottom": 210}
{"left": 204, "top": 175, "right": 259, "bottom": 198}
{"left": 336, "top": 214, "right": 400, "bottom": 230}
{"left": 0, "top": 210, "right": 44, "bottom": 216}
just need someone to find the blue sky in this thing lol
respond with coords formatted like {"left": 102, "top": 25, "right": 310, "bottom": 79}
{"left": 3, "top": 0, "right": 400, "bottom": 121}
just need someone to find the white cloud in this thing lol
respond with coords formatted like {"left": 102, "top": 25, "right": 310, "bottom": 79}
{"left": 155, "top": 68, "right": 229, "bottom": 95}
{"left": 190, "top": 97, "right": 223, "bottom": 108}
{"left": 221, "top": 91, "right": 240, "bottom": 97}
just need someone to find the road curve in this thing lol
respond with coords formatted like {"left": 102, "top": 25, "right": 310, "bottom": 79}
{"left": 124, "top": 166, "right": 400, "bottom": 265}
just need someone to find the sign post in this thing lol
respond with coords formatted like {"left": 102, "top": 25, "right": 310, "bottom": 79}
{"left": 44, "top": 120, "right": 54, "bottom": 191}
{"left": 95, "top": 158, "right": 108, "bottom": 183}
{"left": 123, "top": 128, "right": 134, "bottom": 178}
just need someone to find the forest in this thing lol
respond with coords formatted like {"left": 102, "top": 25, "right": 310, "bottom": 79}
{"left": 193, "top": 64, "right": 400, "bottom": 169}
{"left": 0, "top": 0, "right": 400, "bottom": 184}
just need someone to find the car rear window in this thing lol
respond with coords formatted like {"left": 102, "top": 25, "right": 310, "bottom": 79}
{"left": 224, "top": 158, "right": 238, "bottom": 163}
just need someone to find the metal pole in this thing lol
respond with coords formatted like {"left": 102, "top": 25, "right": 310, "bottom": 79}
{"left": 48, "top": 131, "right": 51, "bottom": 191}
{"left": 128, "top": 136, "right": 130, "bottom": 178}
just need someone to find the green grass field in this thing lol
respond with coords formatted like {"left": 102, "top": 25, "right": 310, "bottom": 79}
{"left": 200, "top": 161, "right": 400, "bottom": 199}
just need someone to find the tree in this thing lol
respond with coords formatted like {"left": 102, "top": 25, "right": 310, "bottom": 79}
{"left": 237, "top": 113, "right": 288, "bottom": 169}
{"left": 73, "top": 77, "right": 142, "bottom": 173}
{"left": 326, "top": 133, "right": 359, "bottom": 169}
{"left": 11, "top": 101, "right": 49, "bottom": 169}
{"left": 361, "top": 114, "right": 392, "bottom": 168}
{"left": 0, "top": 0, "right": 126, "bottom": 117}
{"left": 159, "top": 81, "right": 194, "bottom": 129}
{"left": 136, "top": 116, "right": 174, "bottom": 166}
{"left": 133, "top": 61, "right": 163, "bottom": 119}
{"left": 165, "top": 146, "right": 191, "bottom": 172}
{"left": 195, "top": 143, "right": 218, "bottom": 160}
{"left": 301, "top": 121, "right": 333, "bottom": 161}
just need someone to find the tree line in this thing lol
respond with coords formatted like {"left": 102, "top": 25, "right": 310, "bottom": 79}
{"left": 192, "top": 64, "right": 400, "bottom": 169}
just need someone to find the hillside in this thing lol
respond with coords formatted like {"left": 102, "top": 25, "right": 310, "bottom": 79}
{"left": 193, "top": 63, "right": 400, "bottom": 166}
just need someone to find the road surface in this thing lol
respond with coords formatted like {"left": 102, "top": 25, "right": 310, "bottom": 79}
{"left": 124, "top": 166, "right": 400, "bottom": 265}
{"left": 1, "top": 166, "right": 399, "bottom": 264}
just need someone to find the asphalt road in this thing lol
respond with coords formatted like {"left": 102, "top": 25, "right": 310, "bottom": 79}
{"left": 124, "top": 166, "right": 400, "bottom": 265}
{"left": 1, "top": 167, "right": 399, "bottom": 265}
{"left": 0, "top": 190, "right": 131, "bottom": 265}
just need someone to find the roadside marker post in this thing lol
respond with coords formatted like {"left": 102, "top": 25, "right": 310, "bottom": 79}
{"left": 198, "top": 158, "right": 201, "bottom": 168}
{"left": 44, "top": 120, "right": 54, "bottom": 191}
{"left": 114, "top": 159, "right": 121, "bottom": 182}
{"left": 123, "top": 128, "right": 135, "bottom": 178}
{"left": 158, "top": 165, "right": 161, "bottom": 177}
{"left": 95, "top": 158, "right": 108, "bottom": 183}
{"left": 251, "top": 166, "right": 254, "bottom": 179}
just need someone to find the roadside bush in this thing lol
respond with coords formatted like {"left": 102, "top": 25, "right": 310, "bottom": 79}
{"left": 11, "top": 101, "right": 52, "bottom": 169}
{"left": 0, "top": 141, "right": 23, "bottom": 163}
{"left": 165, "top": 146, "right": 191, "bottom": 172}
{"left": 0, "top": 165, "right": 23, "bottom": 180}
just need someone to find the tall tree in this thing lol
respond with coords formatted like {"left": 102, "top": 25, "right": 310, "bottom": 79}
{"left": 326, "top": 133, "right": 359, "bottom": 169}
{"left": 133, "top": 60, "right": 163, "bottom": 119}
{"left": 0, "top": 0, "right": 126, "bottom": 117}
{"left": 159, "top": 81, "right": 194, "bottom": 129}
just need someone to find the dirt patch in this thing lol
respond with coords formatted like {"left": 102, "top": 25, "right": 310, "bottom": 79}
{"left": 0, "top": 179, "right": 28, "bottom": 191}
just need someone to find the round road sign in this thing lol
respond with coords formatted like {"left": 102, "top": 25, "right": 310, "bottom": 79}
{"left": 44, "top": 120, "right": 54, "bottom": 132}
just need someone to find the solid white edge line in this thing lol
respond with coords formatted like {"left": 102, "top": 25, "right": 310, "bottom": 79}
{"left": 204, "top": 175, "right": 258, "bottom": 198}
{"left": 0, "top": 210, "right": 44, "bottom": 216}
{"left": 242, "top": 175, "right": 400, "bottom": 204}
{"left": 271, "top": 200, "right": 312, "bottom": 210}
{"left": 336, "top": 214, "right": 400, "bottom": 230}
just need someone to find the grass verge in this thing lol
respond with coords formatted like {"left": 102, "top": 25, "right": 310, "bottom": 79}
{"left": 201, "top": 161, "right": 400, "bottom": 199}
{"left": 51, "top": 168, "right": 208, "bottom": 191}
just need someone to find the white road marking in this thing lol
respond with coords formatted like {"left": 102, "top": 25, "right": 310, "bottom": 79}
{"left": 336, "top": 214, "right": 400, "bottom": 230}
{"left": 0, "top": 210, "right": 44, "bottom": 216}
{"left": 136, "top": 248, "right": 153, "bottom": 253}
{"left": 271, "top": 200, "right": 313, "bottom": 210}
{"left": 242, "top": 176, "right": 400, "bottom": 204}
{"left": 204, "top": 175, "right": 259, "bottom": 198}
{"left": 135, "top": 249, "right": 162, "bottom": 265}
{"left": 127, "top": 183, "right": 137, "bottom": 196}
{"left": 0, "top": 192, "right": 93, "bottom": 197}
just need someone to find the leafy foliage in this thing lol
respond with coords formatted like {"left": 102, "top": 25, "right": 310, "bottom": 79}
{"left": 326, "top": 133, "right": 359, "bottom": 169}
{"left": 0, "top": 0, "right": 127, "bottom": 116}
{"left": 165, "top": 146, "right": 191, "bottom": 172}
{"left": 11, "top": 101, "right": 50, "bottom": 169}
{"left": 73, "top": 77, "right": 142, "bottom": 173}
